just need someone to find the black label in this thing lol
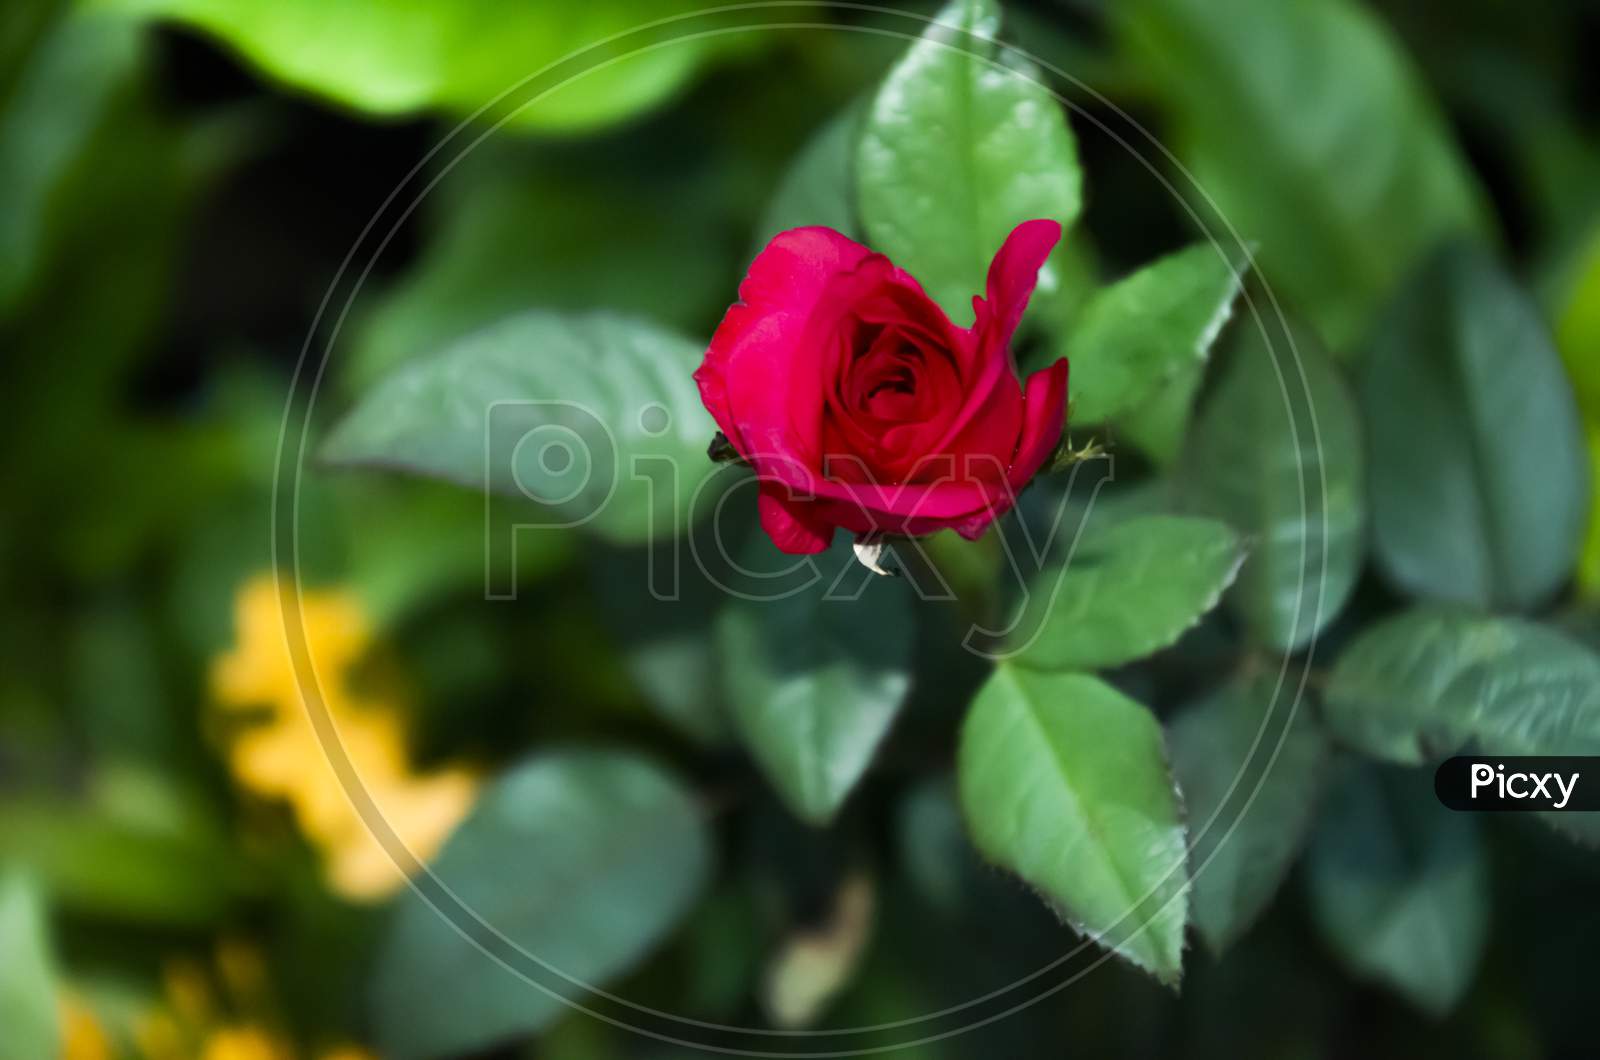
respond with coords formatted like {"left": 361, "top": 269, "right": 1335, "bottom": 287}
{"left": 1435, "top": 756, "right": 1600, "bottom": 812}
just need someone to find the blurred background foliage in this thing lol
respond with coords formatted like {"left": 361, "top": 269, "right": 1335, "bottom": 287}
{"left": 1, "top": 0, "right": 1598, "bottom": 1057}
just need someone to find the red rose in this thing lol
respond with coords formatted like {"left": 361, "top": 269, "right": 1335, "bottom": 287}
{"left": 694, "top": 219, "right": 1070, "bottom": 554}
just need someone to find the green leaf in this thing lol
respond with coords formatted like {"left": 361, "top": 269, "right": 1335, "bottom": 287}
{"left": 345, "top": 144, "right": 727, "bottom": 394}
{"left": 1116, "top": 358, "right": 1203, "bottom": 466}
{"left": 896, "top": 777, "right": 969, "bottom": 916}
{"left": 1307, "top": 764, "right": 1488, "bottom": 1016}
{"left": 1029, "top": 243, "right": 1243, "bottom": 426}
{"left": 1554, "top": 218, "right": 1600, "bottom": 597}
{"left": 857, "top": 0, "right": 1082, "bottom": 323}
{"left": 958, "top": 667, "right": 1188, "bottom": 983}
{"left": 1580, "top": 438, "right": 1600, "bottom": 594}
{"left": 1168, "top": 673, "right": 1327, "bottom": 952}
{"left": 322, "top": 310, "right": 721, "bottom": 544}
{"left": 371, "top": 750, "right": 712, "bottom": 1058}
{"left": 337, "top": 476, "right": 574, "bottom": 628}
{"left": 1120, "top": 0, "right": 1488, "bottom": 349}
{"left": 1, "top": 73, "right": 232, "bottom": 530}
{"left": 0, "top": 8, "right": 141, "bottom": 312}
{"left": 591, "top": 540, "right": 727, "bottom": 746}
{"left": 89, "top": 0, "right": 739, "bottom": 132}
{"left": 0, "top": 787, "right": 239, "bottom": 926}
{"left": 1323, "top": 606, "right": 1600, "bottom": 764}
{"left": 1362, "top": 244, "right": 1590, "bottom": 610}
{"left": 716, "top": 535, "right": 913, "bottom": 824}
{"left": 1182, "top": 314, "right": 1364, "bottom": 651}
{"left": 0, "top": 872, "right": 58, "bottom": 1060}
{"left": 753, "top": 105, "right": 862, "bottom": 255}
{"left": 1555, "top": 218, "right": 1600, "bottom": 418}
{"left": 1008, "top": 514, "right": 1244, "bottom": 670}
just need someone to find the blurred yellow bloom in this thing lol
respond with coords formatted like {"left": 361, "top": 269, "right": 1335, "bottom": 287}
{"left": 215, "top": 939, "right": 269, "bottom": 1004}
{"left": 201, "top": 1027, "right": 378, "bottom": 1060}
{"left": 135, "top": 944, "right": 380, "bottom": 1060}
{"left": 200, "top": 1027, "right": 372, "bottom": 1060}
{"left": 163, "top": 959, "right": 215, "bottom": 1028}
{"left": 212, "top": 574, "right": 478, "bottom": 900}
{"left": 202, "top": 1027, "right": 292, "bottom": 1060}
{"left": 60, "top": 991, "right": 113, "bottom": 1060}
{"left": 134, "top": 1010, "right": 186, "bottom": 1060}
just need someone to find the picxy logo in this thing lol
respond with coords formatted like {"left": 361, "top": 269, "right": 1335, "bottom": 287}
{"left": 1469, "top": 762, "right": 1578, "bottom": 809}
{"left": 1435, "top": 756, "right": 1599, "bottom": 813}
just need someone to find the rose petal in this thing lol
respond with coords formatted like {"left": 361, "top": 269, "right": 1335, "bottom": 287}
{"left": 808, "top": 466, "right": 1010, "bottom": 532}
{"left": 925, "top": 220, "right": 1061, "bottom": 472}
{"left": 929, "top": 364, "right": 1023, "bottom": 475}
{"left": 972, "top": 218, "right": 1062, "bottom": 344}
{"left": 757, "top": 484, "right": 834, "bottom": 554}
{"left": 1009, "top": 358, "right": 1071, "bottom": 488}
{"left": 694, "top": 226, "right": 873, "bottom": 460}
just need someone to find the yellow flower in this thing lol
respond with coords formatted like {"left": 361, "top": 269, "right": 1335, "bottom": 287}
{"left": 133, "top": 1010, "right": 186, "bottom": 1060}
{"left": 201, "top": 1026, "right": 373, "bottom": 1060}
{"left": 65, "top": 942, "right": 380, "bottom": 1060}
{"left": 59, "top": 991, "right": 113, "bottom": 1060}
{"left": 163, "top": 959, "right": 214, "bottom": 1029}
{"left": 202, "top": 1026, "right": 293, "bottom": 1060}
{"left": 212, "top": 574, "right": 478, "bottom": 900}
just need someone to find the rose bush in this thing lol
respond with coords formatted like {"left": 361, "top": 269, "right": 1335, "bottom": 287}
{"left": 693, "top": 219, "right": 1070, "bottom": 553}
{"left": 19, "top": 0, "right": 1598, "bottom": 1051}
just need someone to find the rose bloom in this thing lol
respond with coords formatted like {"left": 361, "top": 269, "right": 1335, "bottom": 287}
{"left": 694, "top": 219, "right": 1069, "bottom": 554}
